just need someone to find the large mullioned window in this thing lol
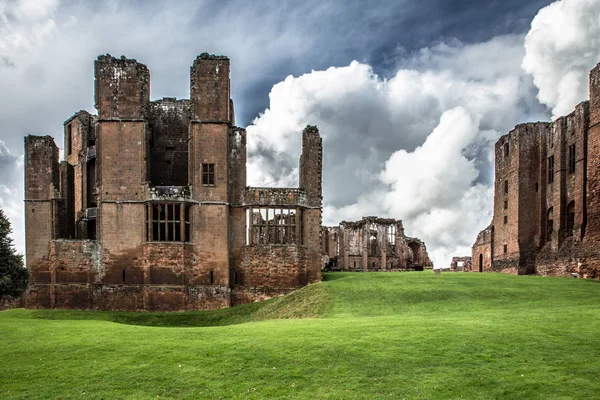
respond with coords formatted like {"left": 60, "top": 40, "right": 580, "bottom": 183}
{"left": 246, "top": 207, "right": 300, "bottom": 245}
{"left": 146, "top": 203, "right": 191, "bottom": 242}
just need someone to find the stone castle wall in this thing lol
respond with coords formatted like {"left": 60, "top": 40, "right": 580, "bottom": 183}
{"left": 24, "top": 54, "right": 323, "bottom": 311}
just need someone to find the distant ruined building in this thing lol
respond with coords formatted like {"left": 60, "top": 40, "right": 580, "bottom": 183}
{"left": 472, "top": 62, "right": 600, "bottom": 279}
{"left": 24, "top": 54, "right": 323, "bottom": 311}
{"left": 322, "top": 217, "right": 433, "bottom": 271}
{"left": 449, "top": 256, "right": 472, "bottom": 272}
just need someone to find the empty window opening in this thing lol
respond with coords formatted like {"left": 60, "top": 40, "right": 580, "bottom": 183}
{"left": 568, "top": 144, "right": 576, "bottom": 174}
{"left": 535, "top": 182, "right": 539, "bottom": 192}
{"left": 504, "top": 215, "right": 508, "bottom": 224}
{"left": 372, "top": 261, "right": 375, "bottom": 269}
{"left": 210, "top": 270, "right": 214, "bottom": 284}
{"left": 66, "top": 124, "right": 72, "bottom": 156}
{"left": 504, "top": 180, "right": 508, "bottom": 194}
{"left": 387, "top": 225, "right": 396, "bottom": 246}
{"left": 548, "top": 156, "right": 555, "bottom": 183}
{"left": 504, "top": 200, "right": 508, "bottom": 210}
{"left": 504, "top": 142, "right": 509, "bottom": 157}
{"left": 479, "top": 254, "right": 483, "bottom": 272}
{"left": 547, "top": 207, "right": 554, "bottom": 240}
{"left": 202, "top": 163, "right": 215, "bottom": 185}
{"left": 408, "top": 242, "right": 420, "bottom": 263}
{"left": 87, "top": 219, "right": 96, "bottom": 240}
{"left": 503, "top": 245, "right": 507, "bottom": 254}
{"left": 246, "top": 207, "right": 299, "bottom": 245}
{"left": 567, "top": 201, "right": 575, "bottom": 237}
{"left": 354, "top": 262, "right": 357, "bottom": 269}
{"left": 146, "top": 203, "right": 191, "bottom": 242}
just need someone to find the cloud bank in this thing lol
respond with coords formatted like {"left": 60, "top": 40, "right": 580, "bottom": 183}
{"left": 523, "top": 0, "right": 600, "bottom": 117}
{"left": 246, "top": 35, "right": 548, "bottom": 266}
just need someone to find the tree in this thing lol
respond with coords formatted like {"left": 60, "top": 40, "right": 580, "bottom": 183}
{"left": 0, "top": 208, "right": 27, "bottom": 299}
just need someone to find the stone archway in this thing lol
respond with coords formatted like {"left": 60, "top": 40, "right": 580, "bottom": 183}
{"left": 408, "top": 242, "right": 420, "bottom": 264}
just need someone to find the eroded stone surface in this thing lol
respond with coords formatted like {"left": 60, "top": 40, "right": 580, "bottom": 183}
{"left": 472, "top": 62, "right": 600, "bottom": 279}
{"left": 24, "top": 54, "right": 323, "bottom": 311}
{"left": 322, "top": 216, "right": 433, "bottom": 271}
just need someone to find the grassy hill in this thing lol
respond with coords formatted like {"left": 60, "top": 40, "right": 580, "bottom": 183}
{"left": 1, "top": 272, "right": 599, "bottom": 399}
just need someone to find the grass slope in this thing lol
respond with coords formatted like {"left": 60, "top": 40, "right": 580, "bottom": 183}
{"left": 1, "top": 272, "right": 599, "bottom": 399}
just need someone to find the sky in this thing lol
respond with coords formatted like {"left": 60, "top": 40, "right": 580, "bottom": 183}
{"left": 1, "top": 0, "right": 600, "bottom": 267}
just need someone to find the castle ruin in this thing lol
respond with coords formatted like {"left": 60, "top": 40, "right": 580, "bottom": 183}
{"left": 472, "top": 62, "right": 600, "bottom": 278}
{"left": 322, "top": 217, "right": 432, "bottom": 271}
{"left": 24, "top": 53, "right": 323, "bottom": 311}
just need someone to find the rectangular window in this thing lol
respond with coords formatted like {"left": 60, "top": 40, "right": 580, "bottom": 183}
{"left": 568, "top": 144, "right": 576, "bottom": 173}
{"left": 67, "top": 124, "right": 72, "bottom": 156}
{"left": 504, "top": 215, "right": 508, "bottom": 224}
{"left": 246, "top": 207, "right": 299, "bottom": 245}
{"left": 503, "top": 244, "right": 507, "bottom": 254}
{"left": 504, "top": 180, "right": 508, "bottom": 194}
{"left": 202, "top": 163, "right": 215, "bottom": 185}
{"left": 548, "top": 155, "right": 554, "bottom": 183}
{"left": 146, "top": 203, "right": 191, "bottom": 242}
{"left": 387, "top": 225, "right": 396, "bottom": 246}
{"left": 504, "top": 142, "right": 509, "bottom": 157}
{"left": 504, "top": 200, "right": 508, "bottom": 210}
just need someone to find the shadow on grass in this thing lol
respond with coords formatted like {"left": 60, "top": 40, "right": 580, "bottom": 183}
{"left": 17, "top": 283, "right": 334, "bottom": 328}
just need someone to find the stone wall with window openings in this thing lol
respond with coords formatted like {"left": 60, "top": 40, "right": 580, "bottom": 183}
{"left": 387, "top": 225, "right": 396, "bottom": 246}
{"left": 245, "top": 207, "right": 300, "bottom": 245}
{"left": 146, "top": 203, "right": 191, "bottom": 242}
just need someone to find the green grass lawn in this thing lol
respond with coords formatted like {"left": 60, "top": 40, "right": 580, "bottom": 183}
{"left": 1, "top": 272, "right": 599, "bottom": 399}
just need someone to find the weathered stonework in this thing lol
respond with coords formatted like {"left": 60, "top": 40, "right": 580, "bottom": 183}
{"left": 322, "top": 217, "right": 432, "bottom": 271}
{"left": 472, "top": 62, "right": 600, "bottom": 278}
{"left": 24, "top": 54, "right": 323, "bottom": 311}
{"left": 449, "top": 256, "right": 472, "bottom": 272}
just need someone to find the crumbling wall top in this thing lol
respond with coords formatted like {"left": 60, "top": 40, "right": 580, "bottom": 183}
{"left": 242, "top": 187, "right": 310, "bottom": 207}
{"left": 340, "top": 216, "right": 403, "bottom": 228}
{"left": 63, "top": 110, "right": 94, "bottom": 126}
{"left": 195, "top": 53, "right": 229, "bottom": 62}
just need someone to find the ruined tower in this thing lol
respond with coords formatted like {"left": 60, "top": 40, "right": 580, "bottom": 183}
{"left": 472, "top": 62, "right": 600, "bottom": 278}
{"left": 24, "top": 54, "right": 323, "bottom": 310}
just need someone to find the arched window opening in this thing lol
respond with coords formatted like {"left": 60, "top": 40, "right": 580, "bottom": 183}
{"left": 408, "top": 242, "right": 420, "bottom": 264}
{"left": 369, "top": 223, "right": 378, "bottom": 256}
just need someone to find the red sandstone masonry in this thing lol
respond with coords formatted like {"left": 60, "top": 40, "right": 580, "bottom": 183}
{"left": 472, "top": 62, "right": 600, "bottom": 278}
{"left": 323, "top": 217, "right": 432, "bottom": 272}
{"left": 24, "top": 54, "right": 323, "bottom": 310}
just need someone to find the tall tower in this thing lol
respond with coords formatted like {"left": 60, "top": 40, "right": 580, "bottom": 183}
{"left": 188, "top": 53, "right": 233, "bottom": 288}
{"left": 586, "top": 63, "right": 600, "bottom": 243}
{"left": 299, "top": 125, "right": 323, "bottom": 283}
{"left": 24, "top": 136, "right": 60, "bottom": 283}
{"left": 94, "top": 55, "right": 150, "bottom": 256}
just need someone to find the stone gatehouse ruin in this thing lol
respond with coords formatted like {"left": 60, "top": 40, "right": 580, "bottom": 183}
{"left": 322, "top": 217, "right": 433, "bottom": 271}
{"left": 24, "top": 53, "right": 323, "bottom": 311}
{"left": 472, "top": 62, "right": 600, "bottom": 279}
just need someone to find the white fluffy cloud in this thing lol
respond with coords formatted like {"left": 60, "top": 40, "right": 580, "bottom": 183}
{"left": 522, "top": 0, "right": 600, "bottom": 117}
{"left": 246, "top": 35, "right": 545, "bottom": 267}
{"left": 0, "top": 140, "right": 24, "bottom": 253}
